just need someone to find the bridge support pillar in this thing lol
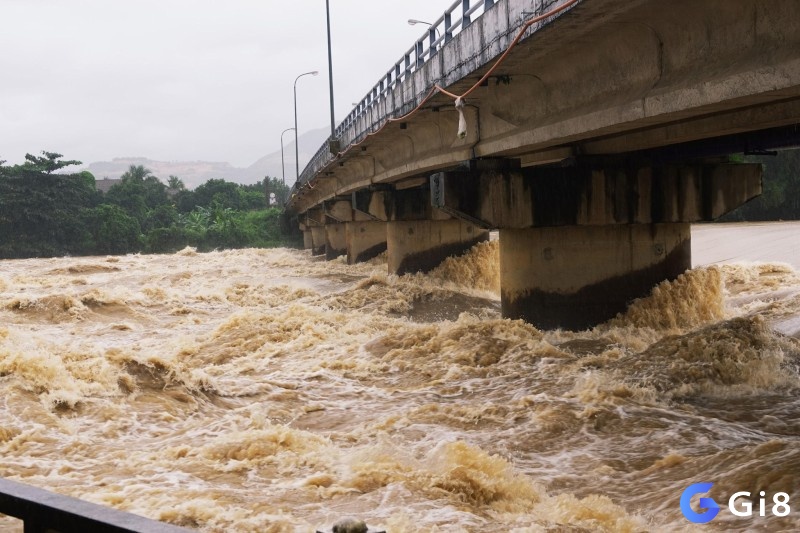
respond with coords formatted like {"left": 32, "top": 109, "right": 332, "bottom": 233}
{"left": 303, "top": 230, "right": 313, "bottom": 250}
{"left": 500, "top": 223, "right": 691, "bottom": 330}
{"left": 432, "top": 158, "right": 761, "bottom": 328}
{"left": 325, "top": 223, "right": 347, "bottom": 260}
{"left": 346, "top": 221, "right": 387, "bottom": 264}
{"left": 387, "top": 219, "right": 488, "bottom": 275}
{"left": 309, "top": 226, "right": 326, "bottom": 256}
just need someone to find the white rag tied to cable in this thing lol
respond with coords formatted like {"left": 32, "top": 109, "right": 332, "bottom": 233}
{"left": 455, "top": 97, "right": 467, "bottom": 139}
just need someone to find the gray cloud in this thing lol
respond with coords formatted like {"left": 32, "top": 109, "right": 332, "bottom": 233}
{"left": 0, "top": 0, "right": 449, "bottom": 168}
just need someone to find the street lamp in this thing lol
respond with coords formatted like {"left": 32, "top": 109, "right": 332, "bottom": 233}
{"left": 280, "top": 127, "right": 295, "bottom": 195}
{"left": 294, "top": 70, "right": 319, "bottom": 181}
{"left": 408, "top": 18, "right": 442, "bottom": 42}
{"left": 325, "top": 0, "right": 337, "bottom": 153}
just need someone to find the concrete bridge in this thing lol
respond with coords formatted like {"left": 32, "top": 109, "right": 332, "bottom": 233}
{"left": 286, "top": 0, "right": 800, "bottom": 330}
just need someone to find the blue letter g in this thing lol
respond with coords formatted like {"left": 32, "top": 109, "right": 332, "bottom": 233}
{"left": 680, "top": 482, "right": 720, "bottom": 523}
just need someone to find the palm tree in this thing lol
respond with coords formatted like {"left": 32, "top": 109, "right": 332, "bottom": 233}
{"left": 167, "top": 175, "right": 185, "bottom": 191}
{"left": 120, "top": 164, "right": 153, "bottom": 183}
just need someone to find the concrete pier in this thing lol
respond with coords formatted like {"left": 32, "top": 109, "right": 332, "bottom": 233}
{"left": 324, "top": 223, "right": 347, "bottom": 260}
{"left": 303, "top": 230, "right": 313, "bottom": 250}
{"left": 310, "top": 226, "right": 326, "bottom": 256}
{"left": 501, "top": 223, "right": 691, "bottom": 330}
{"left": 387, "top": 219, "right": 489, "bottom": 275}
{"left": 346, "top": 221, "right": 387, "bottom": 264}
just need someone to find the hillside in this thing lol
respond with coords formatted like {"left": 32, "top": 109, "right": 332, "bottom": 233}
{"left": 83, "top": 127, "right": 330, "bottom": 189}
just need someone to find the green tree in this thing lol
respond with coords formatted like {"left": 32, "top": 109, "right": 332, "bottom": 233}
{"left": 167, "top": 175, "right": 185, "bottom": 191}
{"left": 121, "top": 164, "right": 152, "bottom": 182}
{"left": 104, "top": 164, "right": 169, "bottom": 225}
{"left": 0, "top": 154, "right": 93, "bottom": 258}
{"left": 240, "top": 208, "right": 284, "bottom": 246}
{"left": 192, "top": 179, "right": 241, "bottom": 210}
{"left": 80, "top": 204, "right": 141, "bottom": 254}
{"left": 174, "top": 189, "right": 197, "bottom": 213}
{"left": 21, "top": 151, "right": 82, "bottom": 174}
{"left": 143, "top": 204, "right": 179, "bottom": 233}
{"left": 145, "top": 226, "right": 193, "bottom": 253}
{"left": 178, "top": 207, "right": 211, "bottom": 234}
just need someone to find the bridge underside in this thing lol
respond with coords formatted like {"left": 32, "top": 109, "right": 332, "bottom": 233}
{"left": 288, "top": 0, "right": 798, "bottom": 329}
{"left": 299, "top": 155, "right": 761, "bottom": 330}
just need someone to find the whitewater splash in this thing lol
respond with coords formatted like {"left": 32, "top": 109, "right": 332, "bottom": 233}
{"left": 0, "top": 227, "right": 799, "bottom": 532}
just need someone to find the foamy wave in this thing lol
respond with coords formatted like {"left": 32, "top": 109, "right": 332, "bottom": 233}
{"left": 334, "top": 439, "right": 540, "bottom": 512}
{"left": 364, "top": 314, "right": 547, "bottom": 385}
{"left": 115, "top": 355, "right": 216, "bottom": 396}
{"left": 339, "top": 439, "right": 648, "bottom": 531}
{"left": 3, "top": 288, "right": 145, "bottom": 324}
{"left": 181, "top": 305, "right": 360, "bottom": 367}
{"left": 606, "top": 267, "right": 725, "bottom": 332}
{"left": 0, "top": 329, "right": 123, "bottom": 408}
{"left": 323, "top": 274, "right": 419, "bottom": 314}
{"left": 532, "top": 492, "right": 649, "bottom": 532}
{"left": 573, "top": 316, "right": 800, "bottom": 403}
{"left": 176, "top": 246, "right": 197, "bottom": 256}
{"left": 198, "top": 426, "right": 328, "bottom": 466}
{"left": 720, "top": 262, "right": 800, "bottom": 295}
{"left": 427, "top": 240, "right": 500, "bottom": 293}
{"left": 4, "top": 294, "right": 89, "bottom": 322}
{"left": 47, "top": 263, "right": 121, "bottom": 275}
{"left": 224, "top": 283, "right": 317, "bottom": 307}
{"left": 323, "top": 268, "right": 500, "bottom": 321}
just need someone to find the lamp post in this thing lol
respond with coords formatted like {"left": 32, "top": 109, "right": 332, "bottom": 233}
{"left": 294, "top": 70, "right": 318, "bottom": 181}
{"left": 325, "top": 0, "right": 337, "bottom": 152}
{"left": 408, "top": 18, "right": 442, "bottom": 44}
{"left": 280, "top": 127, "right": 295, "bottom": 199}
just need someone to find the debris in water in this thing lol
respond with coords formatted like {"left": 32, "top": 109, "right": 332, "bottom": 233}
{"left": 316, "top": 517, "right": 385, "bottom": 533}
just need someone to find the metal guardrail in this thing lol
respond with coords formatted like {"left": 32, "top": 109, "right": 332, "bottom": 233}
{"left": 293, "top": 0, "right": 503, "bottom": 191}
{"left": 0, "top": 477, "right": 191, "bottom": 533}
{"left": 337, "top": 0, "right": 494, "bottom": 139}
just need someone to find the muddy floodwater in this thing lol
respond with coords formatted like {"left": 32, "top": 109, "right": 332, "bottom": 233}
{"left": 1, "top": 222, "right": 799, "bottom": 532}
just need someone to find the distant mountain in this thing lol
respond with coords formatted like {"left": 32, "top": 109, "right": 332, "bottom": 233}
{"left": 241, "top": 127, "right": 330, "bottom": 185}
{"left": 84, "top": 158, "right": 240, "bottom": 190}
{"left": 82, "top": 127, "right": 330, "bottom": 190}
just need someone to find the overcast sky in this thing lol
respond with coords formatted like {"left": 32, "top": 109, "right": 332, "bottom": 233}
{"left": 1, "top": 0, "right": 451, "bottom": 167}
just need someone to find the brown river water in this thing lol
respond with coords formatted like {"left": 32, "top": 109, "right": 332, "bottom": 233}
{"left": 1, "top": 222, "right": 799, "bottom": 532}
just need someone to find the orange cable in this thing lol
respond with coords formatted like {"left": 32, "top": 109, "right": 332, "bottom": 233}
{"left": 436, "top": 0, "right": 580, "bottom": 100}
{"left": 320, "top": 0, "right": 580, "bottom": 177}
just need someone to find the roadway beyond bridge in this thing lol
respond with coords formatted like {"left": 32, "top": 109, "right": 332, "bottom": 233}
{"left": 286, "top": 0, "right": 800, "bottom": 330}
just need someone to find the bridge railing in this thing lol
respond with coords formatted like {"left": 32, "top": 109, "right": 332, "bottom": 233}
{"left": 294, "top": 0, "right": 501, "bottom": 190}
{"left": 0, "top": 476, "right": 190, "bottom": 533}
{"left": 336, "top": 0, "right": 493, "bottom": 139}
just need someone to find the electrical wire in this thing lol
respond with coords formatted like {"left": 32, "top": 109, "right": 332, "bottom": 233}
{"left": 317, "top": 0, "right": 580, "bottom": 182}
